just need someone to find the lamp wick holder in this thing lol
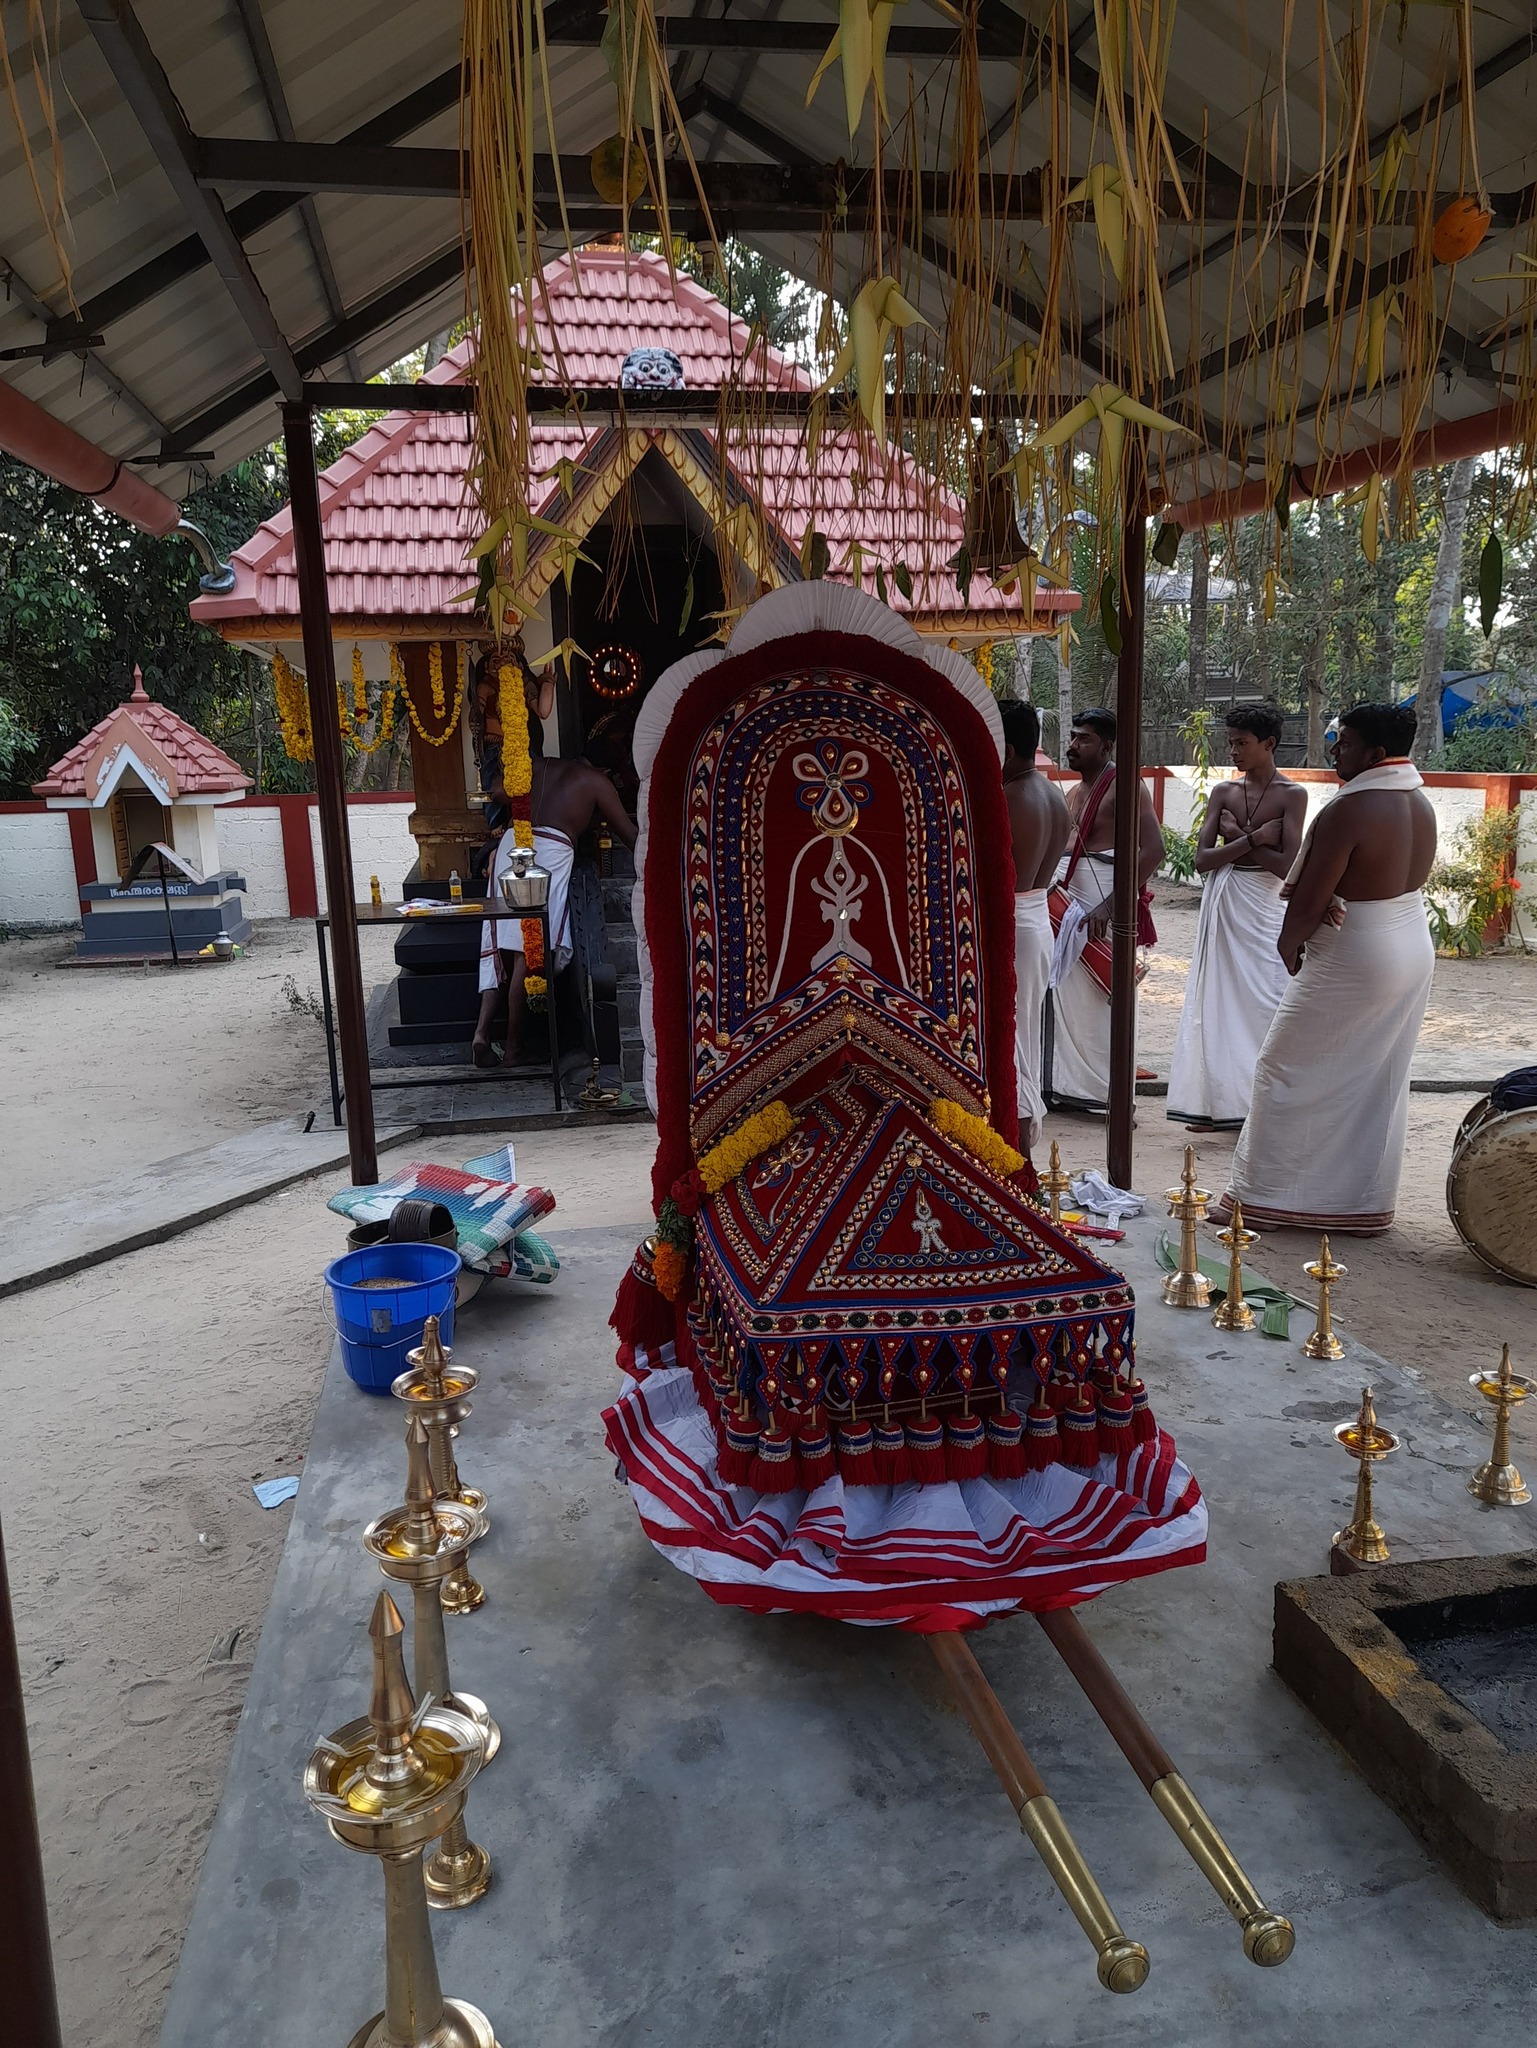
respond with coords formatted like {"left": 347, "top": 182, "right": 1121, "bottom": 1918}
{"left": 1468, "top": 1343, "right": 1534, "bottom": 1508}
{"left": 1333, "top": 1386, "right": 1400, "bottom": 1565}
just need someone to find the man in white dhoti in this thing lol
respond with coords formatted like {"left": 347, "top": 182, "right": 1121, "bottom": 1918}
{"left": 1168, "top": 703, "right": 1307, "bottom": 1129}
{"left": 1044, "top": 708, "right": 1166, "bottom": 1113}
{"left": 472, "top": 726, "right": 636, "bottom": 1067}
{"left": 1000, "top": 701, "right": 1069, "bottom": 1150}
{"left": 1217, "top": 702, "right": 1436, "bottom": 1234}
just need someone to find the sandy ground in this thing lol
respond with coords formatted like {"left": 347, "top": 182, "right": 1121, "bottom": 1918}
{"left": 2, "top": 1123, "right": 659, "bottom": 2048}
{"left": 0, "top": 923, "right": 331, "bottom": 1206}
{"left": 1, "top": 903, "right": 1535, "bottom": 2046}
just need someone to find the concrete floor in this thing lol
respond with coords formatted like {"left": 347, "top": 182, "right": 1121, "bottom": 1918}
{"left": 158, "top": 1216, "right": 1537, "bottom": 2048}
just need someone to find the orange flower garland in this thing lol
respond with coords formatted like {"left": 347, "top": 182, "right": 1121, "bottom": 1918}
{"left": 497, "top": 656, "right": 547, "bottom": 1005}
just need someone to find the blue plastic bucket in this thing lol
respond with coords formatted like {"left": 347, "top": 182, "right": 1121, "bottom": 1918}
{"left": 325, "top": 1242, "right": 462, "bottom": 1394}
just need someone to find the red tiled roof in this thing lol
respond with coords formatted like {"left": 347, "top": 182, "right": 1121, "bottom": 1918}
{"left": 192, "top": 248, "right": 1071, "bottom": 632}
{"left": 33, "top": 668, "right": 252, "bottom": 798}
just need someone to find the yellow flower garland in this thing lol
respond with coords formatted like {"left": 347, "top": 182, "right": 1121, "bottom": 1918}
{"left": 401, "top": 640, "right": 465, "bottom": 746}
{"left": 497, "top": 656, "right": 545, "bottom": 1001}
{"left": 274, "top": 649, "right": 399, "bottom": 761}
{"left": 697, "top": 1100, "right": 796, "bottom": 1195}
{"left": 927, "top": 1097, "right": 1024, "bottom": 1178}
{"left": 273, "top": 652, "right": 313, "bottom": 761}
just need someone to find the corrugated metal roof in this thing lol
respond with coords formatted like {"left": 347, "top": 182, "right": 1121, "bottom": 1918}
{"left": 1, "top": 3, "right": 1533, "bottom": 509}
{"left": 192, "top": 247, "right": 1069, "bottom": 630}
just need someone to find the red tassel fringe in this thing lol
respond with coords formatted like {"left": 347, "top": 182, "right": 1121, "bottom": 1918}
{"left": 1023, "top": 1398, "right": 1061, "bottom": 1470}
{"left": 1059, "top": 1393, "right": 1102, "bottom": 1468}
{"left": 610, "top": 1262, "right": 675, "bottom": 1355}
{"left": 872, "top": 1422, "right": 911, "bottom": 1485}
{"left": 750, "top": 1429, "right": 800, "bottom": 1493}
{"left": 985, "top": 1410, "right": 1027, "bottom": 1480}
{"left": 837, "top": 1424, "right": 879, "bottom": 1484}
{"left": 717, "top": 1416, "right": 759, "bottom": 1487}
{"left": 945, "top": 1415, "right": 989, "bottom": 1482}
{"left": 1096, "top": 1386, "right": 1135, "bottom": 1460}
{"left": 905, "top": 1417, "right": 948, "bottom": 1485}
{"left": 1129, "top": 1377, "right": 1158, "bottom": 1444}
{"left": 796, "top": 1426, "right": 837, "bottom": 1491}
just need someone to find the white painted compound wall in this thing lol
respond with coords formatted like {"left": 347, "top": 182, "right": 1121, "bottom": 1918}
{"left": 0, "top": 810, "right": 78, "bottom": 927}
{"left": 307, "top": 802, "right": 417, "bottom": 914}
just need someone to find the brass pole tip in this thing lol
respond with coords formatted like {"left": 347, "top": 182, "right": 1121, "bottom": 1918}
{"left": 1097, "top": 1937, "right": 1150, "bottom": 1994}
{"left": 1242, "top": 1911, "right": 1296, "bottom": 1967}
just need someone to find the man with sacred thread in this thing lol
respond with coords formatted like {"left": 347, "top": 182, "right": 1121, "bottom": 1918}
{"left": 1215, "top": 702, "right": 1437, "bottom": 1235}
{"left": 474, "top": 662, "right": 637, "bottom": 1067}
{"left": 1166, "top": 703, "right": 1307, "bottom": 1130}
{"left": 1000, "top": 699, "right": 1069, "bottom": 1149}
{"left": 1043, "top": 707, "right": 1165, "bottom": 1114}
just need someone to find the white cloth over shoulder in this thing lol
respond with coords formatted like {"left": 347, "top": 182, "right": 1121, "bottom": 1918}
{"left": 1012, "top": 889, "right": 1051, "bottom": 1150}
{"left": 1224, "top": 891, "right": 1433, "bottom": 1233}
{"left": 1167, "top": 864, "right": 1289, "bottom": 1126}
{"left": 478, "top": 827, "right": 575, "bottom": 993}
{"left": 1043, "top": 851, "right": 1117, "bottom": 1111}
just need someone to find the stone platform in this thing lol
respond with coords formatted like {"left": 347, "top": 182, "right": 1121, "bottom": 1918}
{"left": 158, "top": 1215, "right": 1537, "bottom": 2047}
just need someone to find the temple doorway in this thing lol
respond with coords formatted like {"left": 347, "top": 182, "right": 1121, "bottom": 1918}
{"left": 553, "top": 454, "right": 728, "bottom": 806}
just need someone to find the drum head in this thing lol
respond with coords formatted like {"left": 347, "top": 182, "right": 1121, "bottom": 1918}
{"left": 1447, "top": 1105, "right": 1537, "bottom": 1287}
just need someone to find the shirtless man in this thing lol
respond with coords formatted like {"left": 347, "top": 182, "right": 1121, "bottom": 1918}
{"left": 1167, "top": 704, "right": 1307, "bottom": 1129}
{"left": 1221, "top": 701, "right": 1437, "bottom": 1233}
{"left": 473, "top": 710, "right": 637, "bottom": 1068}
{"left": 1001, "top": 700, "right": 1070, "bottom": 1146}
{"left": 1043, "top": 708, "right": 1164, "bottom": 1112}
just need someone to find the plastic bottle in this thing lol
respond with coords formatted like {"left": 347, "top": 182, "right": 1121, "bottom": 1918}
{"left": 449, "top": 869, "right": 463, "bottom": 903}
{"left": 597, "top": 822, "right": 612, "bottom": 877}
{"left": 369, "top": 874, "right": 382, "bottom": 908}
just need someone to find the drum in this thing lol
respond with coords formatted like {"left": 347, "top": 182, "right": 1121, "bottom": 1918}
{"left": 1446, "top": 1094, "right": 1537, "bottom": 1287}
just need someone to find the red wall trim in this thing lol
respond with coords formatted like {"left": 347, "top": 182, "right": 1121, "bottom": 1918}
{"left": 0, "top": 800, "right": 49, "bottom": 813}
{"left": 275, "top": 795, "right": 318, "bottom": 919}
{"left": 66, "top": 808, "right": 96, "bottom": 896}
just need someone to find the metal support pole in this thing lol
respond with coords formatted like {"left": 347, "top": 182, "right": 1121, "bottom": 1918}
{"left": 157, "top": 849, "right": 181, "bottom": 964}
{"left": 283, "top": 401, "right": 377, "bottom": 1183}
{"left": 0, "top": 1511, "right": 65, "bottom": 2048}
{"left": 1108, "top": 448, "right": 1148, "bottom": 1193}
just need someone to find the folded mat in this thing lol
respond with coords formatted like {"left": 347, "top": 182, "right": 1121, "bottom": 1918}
{"left": 329, "top": 1159, "right": 558, "bottom": 1281}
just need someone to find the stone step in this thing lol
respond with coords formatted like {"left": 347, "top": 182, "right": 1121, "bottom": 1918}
{"left": 601, "top": 875, "right": 635, "bottom": 922}
{"left": 605, "top": 927, "right": 638, "bottom": 979}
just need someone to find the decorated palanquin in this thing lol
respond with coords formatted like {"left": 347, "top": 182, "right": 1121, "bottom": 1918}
{"left": 603, "top": 585, "right": 1206, "bottom": 1630}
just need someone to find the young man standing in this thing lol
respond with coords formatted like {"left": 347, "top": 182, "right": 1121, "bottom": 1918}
{"left": 1044, "top": 707, "right": 1165, "bottom": 1113}
{"left": 1167, "top": 703, "right": 1307, "bottom": 1129}
{"left": 1001, "top": 700, "right": 1070, "bottom": 1148}
{"left": 1217, "top": 702, "right": 1436, "bottom": 1234}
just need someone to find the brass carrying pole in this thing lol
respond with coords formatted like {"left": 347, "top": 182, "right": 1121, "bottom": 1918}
{"left": 1036, "top": 1609, "right": 1295, "bottom": 1966}
{"left": 928, "top": 1633, "right": 1150, "bottom": 1993}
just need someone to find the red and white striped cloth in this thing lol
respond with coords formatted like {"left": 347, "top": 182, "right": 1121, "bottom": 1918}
{"left": 603, "top": 1366, "right": 1207, "bottom": 1631}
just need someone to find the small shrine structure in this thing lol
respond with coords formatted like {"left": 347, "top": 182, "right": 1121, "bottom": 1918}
{"left": 33, "top": 667, "right": 252, "bottom": 961}
{"left": 192, "top": 245, "right": 1076, "bottom": 891}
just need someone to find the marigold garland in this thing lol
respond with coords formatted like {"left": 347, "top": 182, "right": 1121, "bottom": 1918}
{"left": 652, "top": 1238, "right": 689, "bottom": 1302}
{"left": 401, "top": 640, "right": 466, "bottom": 746}
{"left": 272, "top": 652, "right": 313, "bottom": 761}
{"left": 496, "top": 654, "right": 546, "bottom": 1002}
{"left": 697, "top": 1100, "right": 797, "bottom": 1195}
{"left": 274, "top": 647, "right": 405, "bottom": 762}
{"left": 928, "top": 1097, "right": 1024, "bottom": 1178}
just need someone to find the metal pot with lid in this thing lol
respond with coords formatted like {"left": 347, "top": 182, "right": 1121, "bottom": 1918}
{"left": 498, "top": 843, "right": 551, "bottom": 912}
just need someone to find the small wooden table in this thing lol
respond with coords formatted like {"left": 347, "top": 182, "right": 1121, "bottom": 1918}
{"left": 313, "top": 901, "right": 562, "bottom": 1127}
